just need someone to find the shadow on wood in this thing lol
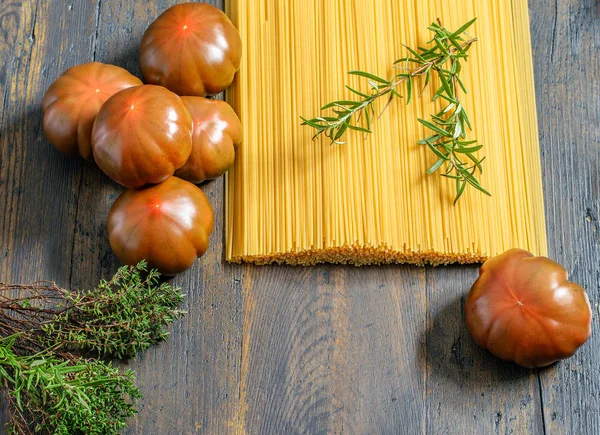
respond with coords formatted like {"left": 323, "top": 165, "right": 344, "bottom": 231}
{"left": 424, "top": 293, "right": 533, "bottom": 386}
{"left": 97, "top": 43, "right": 143, "bottom": 80}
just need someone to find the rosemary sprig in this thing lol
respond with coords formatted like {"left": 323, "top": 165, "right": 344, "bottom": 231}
{"left": 301, "top": 18, "right": 490, "bottom": 204}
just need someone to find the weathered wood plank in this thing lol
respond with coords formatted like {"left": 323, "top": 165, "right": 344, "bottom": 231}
{"left": 529, "top": 0, "right": 600, "bottom": 432}
{"left": 64, "top": 1, "right": 244, "bottom": 434}
{"left": 239, "top": 264, "right": 427, "bottom": 434}
{"left": 0, "top": 0, "right": 99, "bottom": 429}
{"left": 0, "top": 0, "right": 99, "bottom": 284}
{"left": 424, "top": 266, "right": 545, "bottom": 434}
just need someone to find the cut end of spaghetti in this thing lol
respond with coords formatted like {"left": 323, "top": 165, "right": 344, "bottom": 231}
{"left": 227, "top": 244, "right": 490, "bottom": 266}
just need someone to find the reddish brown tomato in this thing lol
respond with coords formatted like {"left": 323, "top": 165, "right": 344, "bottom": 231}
{"left": 139, "top": 2, "right": 242, "bottom": 96}
{"left": 174, "top": 97, "right": 242, "bottom": 183}
{"left": 92, "top": 85, "right": 193, "bottom": 188}
{"left": 107, "top": 177, "right": 214, "bottom": 276}
{"left": 42, "top": 62, "right": 142, "bottom": 159}
{"left": 465, "top": 249, "right": 592, "bottom": 368}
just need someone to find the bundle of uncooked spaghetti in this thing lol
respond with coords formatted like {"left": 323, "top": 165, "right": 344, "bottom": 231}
{"left": 224, "top": 0, "right": 547, "bottom": 266}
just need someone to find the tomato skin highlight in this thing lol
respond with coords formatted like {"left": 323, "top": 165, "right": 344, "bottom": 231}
{"left": 107, "top": 177, "right": 214, "bottom": 276}
{"left": 42, "top": 62, "right": 142, "bottom": 160}
{"left": 92, "top": 85, "right": 193, "bottom": 189}
{"left": 139, "top": 2, "right": 242, "bottom": 97}
{"left": 175, "top": 97, "right": 242, "bottom": 183}
{"left": 465, "top": 249, "right": 592, "bottom": 368}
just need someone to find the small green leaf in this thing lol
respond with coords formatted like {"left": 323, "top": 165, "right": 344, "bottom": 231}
{"left": 454, "top": 180, "right": 467, "bottom": 205}
{"left": 417, "top": 134, "right": 442, "bottom": 145}
{"left": 300, "top": 117, "right": 328, "bottom": 129}
{"left": 347, "top": 124, "right": 372, "bottom": 134}
{"left": 401, "top": 44, "right": 427, "bottom": 62}
{"left": 431, "top": 115, "right": 455, "bottom": 125}
{"left": 460, "top": 110, "right": 472, "bottom": 130}
{"left": 368, "top": 80, "right": 381, "bottom": 90}
{"left": 434, "top": 37, "right": 449, "bottom": 55}
{"left": 453, "top": 123, "right": 462, "bottom": 139}
{"left": 441, "top": 173, "right": 462, "bottom": 180}
{"left": 456, "top": 75, "right": 468, "bottom": 94}
{"left": 437, "top": 70, "right": 453, "bottom": 97}
{"left": 418, "top": 118, "right": 452, "bottom": 137}
{"left": 425, "top": 68, "right": 432, "bottom": 86}
{"left": 334, "top": 123, "right": 348, "bottom": 140}
{"left": 451, "top": 17, "right": 477, "bottom": 39}
{"left": 406, "top": 77, "right": 413, "bottom": 104}
{"left": 316, "top": 116, "right": 340, "bottom": 123}
{"left": 348, "top": 70, "right": 390, "bottom": 84}
{"left": 442, "top": 103, "right": 456, "bottom": 114}
{"left": 393, "top": 57, "right": 422, "bottom": 65}
{"left": 345, "top": 85, "right": 370, "bottom": 99}
{"left": 464, "top": 152, "right": 484, "bottom": 172}
{"left": 436, "top": 92, "right": 459, "bottom": 104}
{"left": 466, "top": 177, "right": 491, "bottom": 196}
{"left": 321, "top": 100, "right": 360, "bottom": 110}
{"left": 454, "top": 145, "right": 483, "bottom": 153}
{"left": 448, "top": 35, "right": 466, "bottom": 54}
{"left": 365, "top": 109, "right": 372, "bottom": 130}
{"left": 425, "top": 141, "right": 450, "bottom": 161}
{"left": 427, "top": 158, "right": 446, "bottom": 174}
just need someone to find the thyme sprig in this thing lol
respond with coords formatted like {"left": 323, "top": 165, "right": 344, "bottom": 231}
{"left": 0, "top": 334, "right": 141, "bottom": 435}
{"left": 0, "top": 261, "right": 185, "bottom": 359}
{"left": 301, "top": 18, "right": 490, "bottom": 204}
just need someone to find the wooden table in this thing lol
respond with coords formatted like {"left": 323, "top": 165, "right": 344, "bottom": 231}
{"left": 1, "top": 0, "right": 598, "bottom": 433}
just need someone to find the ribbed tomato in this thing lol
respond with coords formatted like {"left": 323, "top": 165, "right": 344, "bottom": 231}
{"left": 139, "top": 2, "right": 242, "bottom": 96}
{"left": 92, "top": 85, "right": 193, "bottom": 188}
{"left": 107, "top": 177, "right": 214, "bottom": 275}
{"left": 42, "top": 62, "right": 142, "bottom": 159}
{"left": 175, "top": 97, "right": 242, "bottom": 183}
{"left": 465, "top": 249, "right": 592, "bottom": 368}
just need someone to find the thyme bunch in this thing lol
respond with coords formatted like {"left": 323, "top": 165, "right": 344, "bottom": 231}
{"left": 0, "top": 261, "right": 185, "bottom": 359}
{"left": 301, "top": 18, "right": 490, "bottom": 203}
{"left": 0, "top": 262, "right": 185, "bottom": 434}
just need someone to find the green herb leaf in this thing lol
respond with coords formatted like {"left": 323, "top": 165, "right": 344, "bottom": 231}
{"left": 418, "top": 118, "right": 452, "bottom": 137}
{"left": 427, "top": 158, "right": 446, "bottom": 174}
{"left": 450, "top": 17, "right": 477, "bottom": 39}
{"left": 345, "top": 85, "right": 370, "bottom": 98}
{"left": 348, "top": 70, "right": 390, "bottom": 84}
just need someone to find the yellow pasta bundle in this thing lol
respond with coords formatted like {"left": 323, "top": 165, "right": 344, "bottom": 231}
{"left": 225, "top": 0, "right": 547, "bottom": 266}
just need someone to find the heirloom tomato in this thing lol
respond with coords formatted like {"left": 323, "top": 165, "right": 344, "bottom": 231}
{"left": 92, "top": 85, "right": 193, "bottom": 188}
{"left": 42, "top": 62, "right": 142, "bottom": 159}
{"left": 139, "top": 2, "right": 242, "bottom": 96}
{"left": 107, "top": 177, "right": 214, "bottom": 275}
{"left": 465, "top": 249, "right": 592, "bottom": 368}
{"left": 175, "top": 97, "right": 242, "bottom": 183}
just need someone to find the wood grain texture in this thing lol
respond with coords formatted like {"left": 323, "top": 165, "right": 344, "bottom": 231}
{"left": 529, "top": 0, "right": 600, "bottom": 433}
{"left": 0, "top": 0, "right": 98, "bottom": 426}
{"left": 0, "top": 0, "right": 598, "bottom": 433}
{"left": 239, "top": 265, "right": 426, "bottom": 434}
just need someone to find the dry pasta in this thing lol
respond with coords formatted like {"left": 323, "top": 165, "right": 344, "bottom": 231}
{"left": 224, "top": 0, "right": 547, "bottom": 266}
